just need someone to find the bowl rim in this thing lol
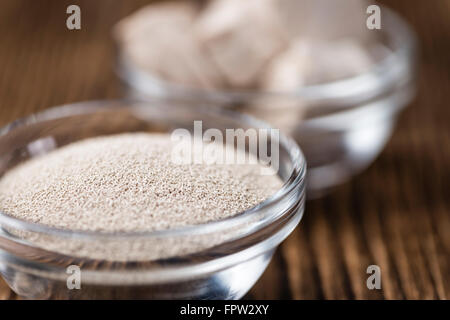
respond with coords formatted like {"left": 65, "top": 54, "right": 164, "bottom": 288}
{"left": 115, "top": 6, "right": 417, "bottom": 106}
{"left": 0, "top": 99, "right": 306, "bottom": 241}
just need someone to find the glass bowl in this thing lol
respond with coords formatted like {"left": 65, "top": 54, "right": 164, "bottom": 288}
{"left": 116, "top": 6, "right": 417, "bottom": 197}
{"left": 0, "top": 100, "right": 306, "bottom": 299}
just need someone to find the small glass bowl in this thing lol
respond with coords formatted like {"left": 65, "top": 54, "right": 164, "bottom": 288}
{"left": 0, "top": 100, "right": 306, "bottom": 299}
{"left": 116, "top": 6, "right": 417, "bottom": 197}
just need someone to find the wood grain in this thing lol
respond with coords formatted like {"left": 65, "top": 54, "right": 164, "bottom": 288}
{"left": 0, "top": 0, "right": 448, "bottom": 300}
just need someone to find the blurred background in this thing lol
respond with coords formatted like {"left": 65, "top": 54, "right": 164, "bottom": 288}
{"left": 0, "top": 0, "right": 448, "bottom": 299}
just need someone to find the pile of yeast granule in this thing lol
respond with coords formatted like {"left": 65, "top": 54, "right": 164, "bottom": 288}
{"left": 0, "top": 133, "right": 283, "bottom": 234}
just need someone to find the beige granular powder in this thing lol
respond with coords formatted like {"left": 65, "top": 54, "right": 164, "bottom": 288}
{"left": 0, "top": 133, "right": 282, "bottom": 234}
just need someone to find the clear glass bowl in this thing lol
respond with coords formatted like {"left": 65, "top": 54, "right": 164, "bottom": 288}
{"left": 116, "top": 6, "right": 417, "bottom": 197}
{"left": 0, "top": 100, "right": 306, "bottom": 299}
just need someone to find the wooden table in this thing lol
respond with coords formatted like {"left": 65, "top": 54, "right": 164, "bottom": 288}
{"left": 0, "top": 0, "right": 448, "bottom": 300}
